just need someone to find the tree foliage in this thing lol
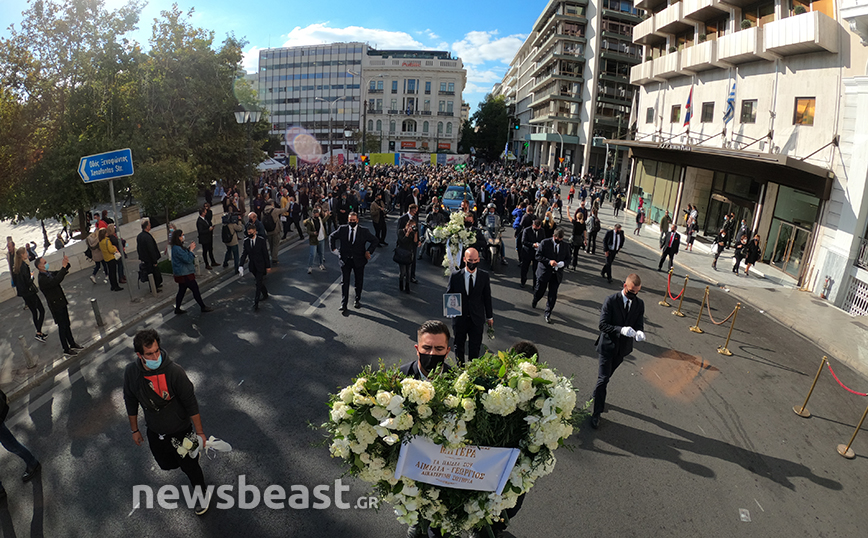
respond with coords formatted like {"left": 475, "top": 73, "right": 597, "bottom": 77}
{"left": 470, "top": 94, "right": 509, "bottom": 162}
{"left": 0, "top": 0, "right": 267, "bottom": 226}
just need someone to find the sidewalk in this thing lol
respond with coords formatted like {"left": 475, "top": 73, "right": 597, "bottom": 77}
{"left": 590, "top": 205, "right": 868, "bottom": 380}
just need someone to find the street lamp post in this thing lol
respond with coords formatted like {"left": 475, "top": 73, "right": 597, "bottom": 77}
{"left": 314, "top": 96, "right": 350, "bottom": 164}
{"left": 347, "top": 71, "right": 386, "bottom": 175}
{"left": 234, "top": 104, "right": 262, "bottom": 205}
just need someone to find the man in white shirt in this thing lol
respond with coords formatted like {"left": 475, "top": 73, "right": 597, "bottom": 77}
{"left": 601, "top": 224, "right": 625, "bottom": 284}
{"left": 532, "top": 229, "right": 571, "bottom": 324}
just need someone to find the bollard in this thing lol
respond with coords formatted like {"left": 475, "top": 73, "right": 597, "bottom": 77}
{"left": 148, "top": 273, "right": 158, "bottom": 298}
{"left": 837, "top": 401, "right": 868, "bottom": 459}
{"left": 17, "top": 335, "right": 37, "bottom": 369}
{"left": 717, "top": 303, "right": 741, "bottom": 356}
{"left": 672, "top": 275, "right": 689, "bottom": 317}
{"left": 194, "top": 253, "right": 201, "bottom": 276}
{"left": 689, "top": 286, "right": 709, "bottom": 333}
{"left": 91, "top": 298, "right": 105, "bottom": 327}
{"left": 659, "top": 269, "right": 673, "bottom": 307}
{"left": 793, "top": 356, "right": 827, "bottom": 418}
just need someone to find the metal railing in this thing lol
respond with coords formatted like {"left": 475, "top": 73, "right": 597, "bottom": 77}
{"left": 856, "top": 237, "right": 868, "bottom": 270}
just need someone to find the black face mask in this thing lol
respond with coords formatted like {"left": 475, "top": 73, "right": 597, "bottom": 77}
{"left": 625, "top": 290, "right": 638, "bottom": 300}
{"left": 348, "top": 221, "right": 358, "bottom": 228}
{"left": 466, "top": 261, "right": 478, "bottom": 271}
{"left": 464, "top": 221, "right": 473, "bottom": 228}
{"left": 418, "top": 352, "right": 448, "bottom": 373}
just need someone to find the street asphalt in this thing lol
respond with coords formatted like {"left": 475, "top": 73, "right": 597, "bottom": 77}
{"left": 1, "top": 216, "right": 866, "bottom": 538}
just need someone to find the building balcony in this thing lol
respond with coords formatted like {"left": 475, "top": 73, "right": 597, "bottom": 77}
{"left": 601, "top": 8, "right": 642, "bottom": 23}
{"left": 630, "top": 60, "right": 655, "bottom": 85}
{"left": 636, "top": 0, "right": 666, "bottom": 11}
{"left": 842, "top": 0, "right": 868, "bottom": 46}
{"left": 437, "top": 111, "right": 454, "bottom": 116}
{"left": 439, "top": 90, "right": 455, "bottom": 95}
{"left": 388, "top": 109, "right": 400, "bottom": 114}
{"left": 717, "top": 26, "right": 776, "bottom": 64}
{"left": 420, "top": 110, "right": 432, "bottom": 116}
{"left": 368, "top": 88, "right": 383, "bottom": 94}
{"left": 600, "top": 50, "right": 643, "bottom": 65}
{"left": 763, "top": 11, "right": 839, "bottom": 56}
{"left": 633, "top": 16, "right": 657, "bottom": 45}
{"left": 857, "top": 237, "right": 868, "bottom": 270}
{"left": 683, "top": 0, "right": 729, "bottom": 22}
{"left": 652, "top": 51, "right": 681, "bottom": 79}
{"left": 655, "top": 3, "right": 689, "bottom": 35}
{"left": 681, "top": 39, "right": 726, "bottom": 72}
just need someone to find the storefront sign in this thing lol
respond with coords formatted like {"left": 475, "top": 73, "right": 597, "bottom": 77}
{"left": 402, "top": 62, "right": 421, "bottom": 67}
{"left": 401, "top": 141, "right": 416, "bottom": 149}
{"left": 658, "top": 142, "right": 692, "bottom": 152}
{"left": 438, "top": 142, "right": 451, "bottom": 150}
{"left": 394, "top": 437, "right": 519, "bottom": 494}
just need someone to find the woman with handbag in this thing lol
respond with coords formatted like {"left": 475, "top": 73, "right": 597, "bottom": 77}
{"left": 13, "top": 247, "right": 48, "bottom": 342}
{"left": 395, "top": 218, "right": 418, "bottom": 293}
{"left": 745, "top": 234, "right": 763, "bottom": 276}
{"left": 108, "top": 224, "right": 127, "bottom": 284}
{"left": 171, "top": 229, "right": 212, "bottom": 314}
{"left": 98, "top": 228, "right": 123, "bottom": 291}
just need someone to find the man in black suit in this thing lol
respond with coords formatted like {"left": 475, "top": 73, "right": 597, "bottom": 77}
{"left": 658, "top": 224, "right": 681, "bottom": 272}
{"left": 520, "top": 219, "right": 544, "bottom": 289}
{"left": 445, "top": 248, "right": 493, "bottom": 365}
{"left": 329, "top": 212, "right": 377, "bottom": 311}
{"left": 36, "top": 254, "right": 83, "bottom": 357}
{"left": 239, "top": 223, "right": 271, "bottom": 311}
{"left": 136, "top": 219, "right": 162, "bottom": 292}
{"left": 601, "top": 223, "right": 625, "bottom": 284}
{"left": 397, "top": 204, "right": 420, "bottom": 283}
{"left": 196, "top": 206, "right": 216, "bottom": 270}
{"left": 399, "top": 320, "right": 452, "bottom": 380}
{"left": 590, "top": 273, "right": 646, "bottom": 429}
{"left": 533, "top": 229, "right": 571, "bottom": 324}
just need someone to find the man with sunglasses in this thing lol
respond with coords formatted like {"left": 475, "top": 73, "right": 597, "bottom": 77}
{"left": 590, "top": 273, "right": 646, "bottom": 430}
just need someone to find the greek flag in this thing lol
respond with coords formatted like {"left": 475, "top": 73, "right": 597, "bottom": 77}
{"left": 722, "top": 82, "right": 736, "bottom": 124}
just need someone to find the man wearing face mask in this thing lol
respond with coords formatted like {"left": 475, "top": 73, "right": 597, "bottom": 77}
{"left": 520, "top": 219, "right": 545, "bottom": 289}
{"left": 239, "top": 223, "right": 271, "bottom": 311}
{"left": 124, "top": 329, "right": 210, "bottom": 515}
{"left": 37, "top": 254, "right": 83, "bottom": 357}
{"left": 532, "top": 229, "right": 571, "bottom": 324}
{"left": 329, "top": 212, "right": 378, "bottom": 311}
{"left": 445, "top": 248, "right": 493, "bottom": 365}
{"left": 589, "top": 273, "right": 646, "bottom": 430}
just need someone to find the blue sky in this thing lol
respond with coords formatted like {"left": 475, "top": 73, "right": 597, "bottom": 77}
{"left": 1, "top": 0, "right": 545, "bottom": 113}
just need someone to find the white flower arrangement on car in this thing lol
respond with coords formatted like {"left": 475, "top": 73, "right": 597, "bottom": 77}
{"left": 432, "top": 211, "right": 479, "bottom": 276}
{"left": 323, "top": 351, "right": 586, "bottom": 536}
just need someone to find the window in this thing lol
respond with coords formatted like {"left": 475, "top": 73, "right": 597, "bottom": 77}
{"left": 423, "top": 121, "right": 429, "bottom": 133}
{"left": 670, "top": 105, "right": 681, "bottom": 124}
{"left": 367, "top": 119, "right": 373, "bottom": 131}
{"left": 700, "top": 102, "right": 714, "bottom": 123}
{"left": 424, "top": 100, "right": 431, "bottom": 111}
{"left": 446, "top": 123, "right": 453, "bottom": 135}
{"left": 437, "top": 121, "right": 444, "bottom": 134}
{"left": 369, "top": 81, "right": 376, "bottom": 90}
{"left": 448, "top": 82, "right": 455, "bottom": 92}
{"left": 425, "top": 81, "right": 431, "bottom": 94}
{"left": 391, "top": 99, "right": 398, "bottom": 111}
{"left": 402, "top": 120, "right": 416, "bottom": 132}
{"left": 446, "top": 101, "right": 454, "bottom": 113}
{"left": 407, "top": 79, "right": 416, "bottom": 93}
{"left": 368, "top": 98, "right": 375, "bottom": 111}
{"left": 376, "top": 99, "right": 383, "bottom": 111}
{"left": 376, "top": 120, "right": 382, "bottom": 131}
{"left": 645, "top": 107, "right": 654, "bottom": 124}
{"left": 440, "top": 82, "right": 447, "bottom": 92}
{"left": 377, "top": 80, "right": 384, "bottom": 90}
{"left": 391, "top": 80, "right": 398, "bottom": 93}
{"left": 793, "top": 97, "right": 815, "bottom": 126}
{"left": 389, "top": 121, "right": 396, "bottom": 133}
{"left": 439, "top": 101, "right": 446, "bottom": 112}
{"left": 740, "top": 99, "right": 757, "bottom": 124}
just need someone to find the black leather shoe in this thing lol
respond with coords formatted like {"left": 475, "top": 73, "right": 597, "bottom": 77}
{"left": 175, "top": 308, "right": 186, "bottom": 315}
{"left": 590, "top": 416, "right": 600, "bottom": 430}
{"left": 339, "top": 304, "right": 347, "bottom": 311}
{"left": 410, "top": 278, "right": 419, "bottom": 284}
{"left": 23, "top": 462, "right": 40, "bottom": 482}
{"left": 531, "top": 299, "right": 538, "bottom": 309}
{"left": 545, "top": 314, "right": 552, "bottom": 324}
{"left": 354, "top": 300, "right": 361, "bottom": 309}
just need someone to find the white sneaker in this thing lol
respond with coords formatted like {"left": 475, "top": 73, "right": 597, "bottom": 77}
{"left": 319, "top": 264, "right": 325, "bottom": 271}
{"left": 307, "top": 267, "right": 312, "bottom": 274}
{"left": 90, "top": 275, "right": 97, "bottom": 284}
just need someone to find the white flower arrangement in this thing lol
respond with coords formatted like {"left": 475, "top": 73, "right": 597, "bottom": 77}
{"left": 323, "top": 352, "right": 587, "bottom": 535}
{"left": 171, "top": 431, "right": 201, "bottom": 459}
{"left": 431, "top": 211, "right": 478, "bottom": 276}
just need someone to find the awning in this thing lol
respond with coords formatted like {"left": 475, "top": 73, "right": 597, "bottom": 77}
{"left": 607, "top": 139, "right": 834, "bottom": 200}
{"left": 257, "top": 157, "right": 286, "bottom": 171}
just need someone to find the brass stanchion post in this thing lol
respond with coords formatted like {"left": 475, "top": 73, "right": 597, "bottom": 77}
{"left": 837, "top": 402, "right": 868, "bottom": 459}
{"left": 689, "top": 286, "right": 709, "bottom": 333}
{"left": 673, "top": 275, "right": 688, "bottom": 317}
{"left": 717, "top": 303, "right": 741, "bottom": 356}
{"left": 659, "top": 269, "right": 673, "bottom": 307}
{"left": 793, "top": 356, "right": 827, "bottom": 418}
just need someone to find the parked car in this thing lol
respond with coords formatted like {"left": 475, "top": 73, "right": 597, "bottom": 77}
{"left": 441, "top": 185, "right": 476, "bottom": 214}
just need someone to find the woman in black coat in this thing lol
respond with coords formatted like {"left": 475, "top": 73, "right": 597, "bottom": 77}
{"left": 568, "top": 209, "right": 586, "bottom": 269}
{"left": 732, "top": 235, "right": 748, "bottom": 275}
{"left": 14, "top": 247, "right": 47, "bottom": 342}
{"left": 396, "top": 218, "right": 418, "bottom": 293}
{"left": 711, "top": 229, "right": 727, "bottom": 270}
{"left": 744, "top": 234, "right": 762, "bottom": 276}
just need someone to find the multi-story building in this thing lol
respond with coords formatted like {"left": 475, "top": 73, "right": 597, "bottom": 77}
{"left": 495, "top": 0, "right": 643, "bottom": 177}
{"left": 361, "top": 49, "right": 466, "bottom": 154}
{"left": 461, "top": 102, "right": 471, "bottom": 123}
{"left": 256, "top": 43, "right": 365, "bottom": 157}
{"left": 623, "top": 0, "right": 868, "bottom": 313}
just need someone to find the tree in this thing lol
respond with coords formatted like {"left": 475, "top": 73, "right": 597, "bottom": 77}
{"left": 458, "top": 119, "right": 475, "bottom": 154}
{"left": 131, "top": 156, "right": 197, "bottom": 236}
{"left": 351, "top": 130, "right": 381, "bottom": 154}
{"left": 470, "top": 94, "right": 508, "bottom": 161}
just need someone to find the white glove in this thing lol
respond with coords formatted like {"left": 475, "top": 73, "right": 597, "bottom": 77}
{"left": 556, "top": 261, "right": 565, "bottom": 269}
{"left": 332, "top": 249, "right": 340, "bottom": 256}
{"left": 634, "top": 330, "right": 646, "bottom": 342}
{"left": 620, "top": 326, "right": 636, "bottom": 338}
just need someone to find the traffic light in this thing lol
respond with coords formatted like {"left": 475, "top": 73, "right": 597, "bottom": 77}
{"left": 514, "top": 120, "right": 520, "bottom": 130}
{"left": 360, "top": 155, "right": 369, "bottom": 166}
{"left": 389, "top": 141, "right": 395, "bottom": 151}
{"left": 523, "top": 142, "right": 529, "bottom": 148}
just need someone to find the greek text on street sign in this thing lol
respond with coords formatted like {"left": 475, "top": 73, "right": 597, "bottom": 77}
{"left": 78, "top": 148, "right": 134, "bottom": 183}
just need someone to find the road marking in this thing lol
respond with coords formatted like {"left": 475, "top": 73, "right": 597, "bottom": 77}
{"left": 128, "top": 502, "right": 140, "bottom": 517}
{"left": 304, "top": 254, "right": 378, "bottom": 316}
{"left": 754, "top": 499, "right": 764, "bottom": 512}
{"left": 697, "top": 425, "right": 706, "bottom": 435}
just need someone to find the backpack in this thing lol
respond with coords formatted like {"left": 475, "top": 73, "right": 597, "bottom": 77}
{"left": 221, "top": 224, "right": 233, "bottom": 243}
{"left": 592, "top": 216, "right": 601, "bottom": 232}
{"left": 263, "top": 209, "right": 277, "bottom": 232}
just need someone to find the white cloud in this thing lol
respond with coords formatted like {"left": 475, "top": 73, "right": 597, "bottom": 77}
{"left": 466, "top": 67, "right": 504, "bottom": 84}
{"left": 243, "top": 46, "right": 263, "bottom": 74}
{"left": 424, "top": 29, "right": 439, "bottom": 40}
{"left": 281, "top": 22, "right": 424, "bottom": 49}
{"left": 451, "top": 30, "right": 526, "bottom": 65}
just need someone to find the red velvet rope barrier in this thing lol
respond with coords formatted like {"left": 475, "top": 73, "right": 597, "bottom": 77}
{"left": 826, "top": 362, "right": 868, "bottom": 397}
{"left": 667, "top": 272, "right": 684, "bottom": 301}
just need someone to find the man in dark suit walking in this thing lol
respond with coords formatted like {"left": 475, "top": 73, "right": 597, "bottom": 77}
{"left": 601, "top": 223, "right": 625, "bottom": 284}
{"left": 137, "top": 219, "right": 162, "bottom": 292}
{"left": 239, "top": 223, "right": 271, "bottom": 311}
{"left": 520, "top": 219, "right": 544, "bottom": 289}
{"left": 329, "top": 212, "right": 377, "bottom": 311}
{"left": 37, "top": 254, "right": 83, "bottom": 357}
{"left": 397, "top": 204, "right": 420, "bottom": 283}
{"left": 658, "top": 224, "right": 681, "bottom": 272}
{"left": 532, "top": 229, "right": 571, "bottom": 324}
{"left": 196, "top": 206, "right": 216, "bottom": 270}
{"left": 590, "top": 273, "right": 646, "bottom": 429}
{"left": 445, "top": 248, "right": 493, "bottom": 365}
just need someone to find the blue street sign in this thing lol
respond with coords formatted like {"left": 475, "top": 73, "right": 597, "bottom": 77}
{"left": 78, "top": 148, "right": 134, "bottom": 183}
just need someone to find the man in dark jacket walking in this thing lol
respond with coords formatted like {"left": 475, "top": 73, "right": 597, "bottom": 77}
{"left": 124, "top": 329, "right": 210, "bottom": 515}
{"left": 239, "top": 223, "right": 272, "bottom": 311}
{"left": 657, "top": 224, "right": 681, "bottom": 272}
{"left": 137, "top": 219, "right": 162, "bottom": 292}
{"left": 196, "top": 206, "right": 216, "bottom": 270}
{"left": 37, "top": 254, "right": 82, "bottom": 357}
